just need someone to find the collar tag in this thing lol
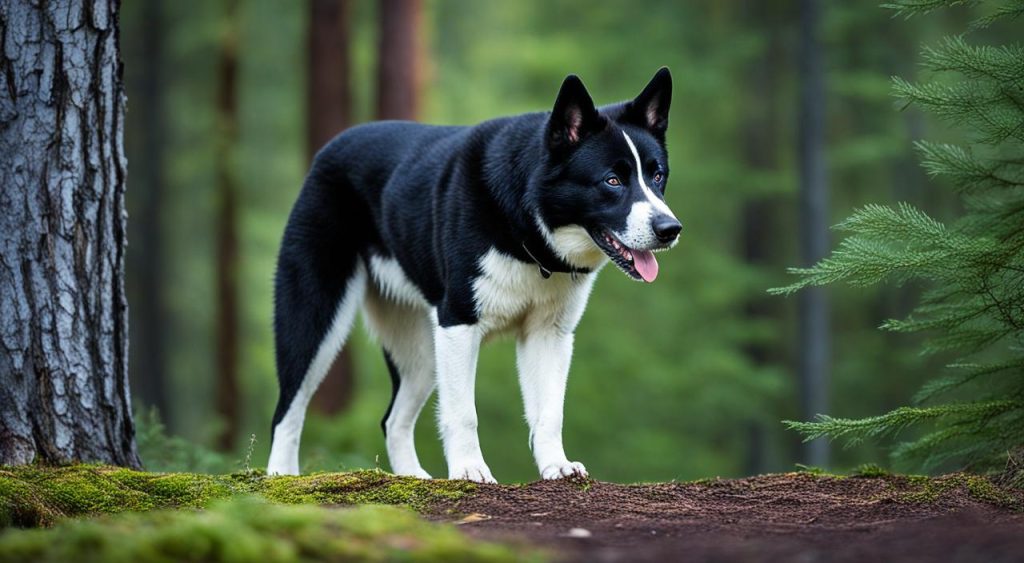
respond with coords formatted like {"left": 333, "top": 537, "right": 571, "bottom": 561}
{"left": 522, "top": 242, "right": 553, "bottom": 279}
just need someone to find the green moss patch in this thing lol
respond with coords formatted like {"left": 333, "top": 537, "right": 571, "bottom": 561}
{"left": 0, "top": 497, "right": 542, "bottom": 563}
{"left": 0, "top": 465, "right": 474, "bottom": 529}
{"left": 895, "top": 474, "right": 1022, "bottom": 509}
{"left": 256, "top": 470, "right": 473, "bottom": 510}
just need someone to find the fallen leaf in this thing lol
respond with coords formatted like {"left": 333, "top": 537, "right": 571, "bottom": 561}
{"left": 455, "top": 513, "right": 492, "bottom": 525}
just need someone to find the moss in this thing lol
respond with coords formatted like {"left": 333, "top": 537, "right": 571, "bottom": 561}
{"left": 0, "top": 464, "right": 475, "bottom": 529}
{"left": 253, "top": 470, "right": 475, "bottom": 510}
{"left": 895, "top": 473, "right": 1022, "bottom": 509}
{"left": 793, "top": 464, "right": 840, "bottom": 477}
{"left": 0, "top": 476, "right": 59, "bottom": 528}
{"left": 848, "top": 463, "right": 892, "bottom": 478}
{"left": 0, "top": 497, "right": 544, "bottom": 563}
{"left": 568, "top": 474, "right": 593, "bottom": 492}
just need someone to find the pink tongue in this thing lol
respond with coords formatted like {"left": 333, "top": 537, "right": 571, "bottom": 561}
{"left": 632, "top": 250, "right": 659, "bottom": 283}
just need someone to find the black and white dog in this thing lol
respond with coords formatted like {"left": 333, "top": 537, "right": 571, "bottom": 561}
{"left": 267, "top": 68, "right": 680, "bottom": 482}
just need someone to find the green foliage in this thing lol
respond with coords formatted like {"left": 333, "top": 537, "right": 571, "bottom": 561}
{"left": 0, "top": 464, "right": 473, "bottom": 529}
{"left": 135, "top": 409, "right": 235, "bottom": 474}
{"left": 774, "top": 2, "right": 1024, "bottom": 472}
{"left": 0, "top": 498, "right": 538, "bottom": 563}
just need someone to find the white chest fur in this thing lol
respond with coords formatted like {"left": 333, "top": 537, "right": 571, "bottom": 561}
{"left": 472, "top": 248, "right": 598, "bottom": 337}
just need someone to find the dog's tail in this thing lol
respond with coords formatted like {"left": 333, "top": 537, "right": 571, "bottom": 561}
{"left": 267, "top": 147, "right": 372, "bottom": 475}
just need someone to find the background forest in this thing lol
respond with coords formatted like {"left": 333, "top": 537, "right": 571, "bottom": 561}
{"left": 117, "top": 0, "right": 1011, "bottom": 483}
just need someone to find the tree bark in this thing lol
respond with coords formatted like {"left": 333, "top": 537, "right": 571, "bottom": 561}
{"left": 0, "top": 0, "right": 140, "bottom": 467}
{"left": 214, "top": 0, "right": 241, "bottom": 451}
{"left": 308, "top": 0, "right": 356, "bottom": 415}
{"left": 125, "top": 0, "right": 170, "bottom": 426}
{"left": 797, "top": 0, "right": 831, "bottom": 467}
{"left": 376, "top": 0, "right": 423, "bottom": 120}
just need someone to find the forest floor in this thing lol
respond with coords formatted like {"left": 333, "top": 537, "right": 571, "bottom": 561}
{"left": 1, "top": 465, "right": 1022, "bottom": 561}
{"left": 426, "top": 472, "right": 1024, "bottom": 562}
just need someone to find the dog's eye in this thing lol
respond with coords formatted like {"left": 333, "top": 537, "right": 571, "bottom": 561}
{"left": 605, "top": 175, "right": 621, "bottom": 187}
{"left": 653, "top": 172, "right": 664, "bottom": 185}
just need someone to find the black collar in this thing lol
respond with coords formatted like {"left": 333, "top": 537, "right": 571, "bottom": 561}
{"left": 521, "top": 241, "right": 590, "bottom": 279}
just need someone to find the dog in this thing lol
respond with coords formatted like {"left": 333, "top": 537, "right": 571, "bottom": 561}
{"left": 267, "top": 68, "right": 680, "bottom": 482}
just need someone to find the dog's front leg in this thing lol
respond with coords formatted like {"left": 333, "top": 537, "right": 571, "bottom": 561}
{"left": 434, "top": 323, "right": 496, "bottom": 483}
{"left": 516, "top": 329, "right": 587, "bottom": 480}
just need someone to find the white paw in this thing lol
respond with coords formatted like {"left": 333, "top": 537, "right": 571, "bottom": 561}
{"left": 540, "top": 460, "right": 588, "bottom": 480}
{"left": 448, "top": 462, "right": 497, "bottom": 483}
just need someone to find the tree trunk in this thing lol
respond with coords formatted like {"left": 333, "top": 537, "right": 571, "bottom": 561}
{"left": 376, "top": 0, "right": 423, "bottom": 120}
{"left": 740, "top": 0, "right": 786, "bottom": 476}
{"left": 308, "top": 0, "right": 353, "bottom": 154}
{"left": 214, "top": 0, "right": 241, "bottom": 451}
{"left": 125, "top": 0, "right": 171, "bottom": 426}
{"left": 797, "top": 0, "right": 831, "bottom": 467}
{"left": 308, "top": 0, "right": 356, "bottom": 415}
{"left": 0, "top": 0, "right": 140, "bottom": 468}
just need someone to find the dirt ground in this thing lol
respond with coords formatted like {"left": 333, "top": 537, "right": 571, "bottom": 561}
{"left": 430, "top": 473, "right": 1024, "bottom": 562}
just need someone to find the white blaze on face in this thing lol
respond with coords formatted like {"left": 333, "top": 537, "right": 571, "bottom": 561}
{"left": 614, "top": 132, "right": 677, "bottom": 251}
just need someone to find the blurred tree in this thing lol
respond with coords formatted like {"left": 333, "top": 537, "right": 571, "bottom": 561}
{"left": 0, "top": 0, "right": 140, "bottom": 467}
{"left": 126, "top": 0, "right": 171, "bottom": 427}
{"left": 797, "top": 0, "right": 831, "bottom": 467}
{"left": 308, "top": 0, "right": 357, "bottom": 416}
{"left": 214, "top": 0, "right": 242, "bottom": 450}
{"left": 377, "top": 0, "right": 423, "bottom": 119}
{"left": 739, "top": 0, "right": 789, "bottom": 475}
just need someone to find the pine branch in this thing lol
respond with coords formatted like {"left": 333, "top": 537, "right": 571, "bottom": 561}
{"left": 913, "top": 359, "right": 1024, "bottom": 403}
{"left": 769, "top": 205, "right": 1000, "bottom": 295}
{"left": 921, "top": 37, "right": 1024, "bottom": 84}
{"left": 916, "top": 141, "right": 1024, "bottom": 192}
{"left": 883, "top": 0, "right": 980, "bottom": 18}
{"left": 921, "top": 325, "right": 1014, "bottom": 355}
{"left": 894, "top": 78, "right": 1024, "bottom": 144}
{"left": 784, "top": 400, "right": 1020, "bottom": 446}
{"left": 970, "top": 0, "right": 1024, "bottom": 28}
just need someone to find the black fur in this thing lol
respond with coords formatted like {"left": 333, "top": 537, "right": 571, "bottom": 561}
{"left": 272, "top": 69, "right": 674, "bottom": 435}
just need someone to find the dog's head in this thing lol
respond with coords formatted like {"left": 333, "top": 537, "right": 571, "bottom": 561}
{"left": 535, "top": 68, "right": 680, "bottom": 283}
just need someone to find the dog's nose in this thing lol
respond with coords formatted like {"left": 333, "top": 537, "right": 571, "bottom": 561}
{"left": 653, "top": 216, "right": 682, "bottom": 243}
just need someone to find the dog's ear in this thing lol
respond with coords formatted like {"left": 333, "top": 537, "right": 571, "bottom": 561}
{"left": 619, "top": 67, "right": 672, "bottom": 135}
{"left": 547, "top": 74, "right": 603, "bottom": 151}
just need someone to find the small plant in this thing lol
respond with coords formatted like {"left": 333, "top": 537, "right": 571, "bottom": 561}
{"left": 242, "top": 433, "right": 258, "bottom": 473}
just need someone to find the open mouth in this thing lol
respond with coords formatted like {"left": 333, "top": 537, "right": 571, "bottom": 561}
{"left": 589, "top": 229, "right": 660, "bottom": 283}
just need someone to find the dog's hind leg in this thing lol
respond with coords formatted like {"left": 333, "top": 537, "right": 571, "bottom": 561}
{"left": 363, "top": 285, "right": 435, "bottom": 478}
{"left": 267, "top": 262, "right": 366, "bottom": 475}
{"left": 268, "top": 157, "right": 375, "bottom": 476}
